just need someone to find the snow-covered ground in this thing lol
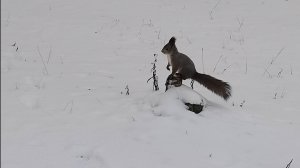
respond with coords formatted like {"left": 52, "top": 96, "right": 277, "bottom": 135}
{"left": 2, "top": 0, "right": 300, "bottom": 167}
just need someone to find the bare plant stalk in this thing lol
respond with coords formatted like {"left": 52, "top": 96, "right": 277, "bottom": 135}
{"left": 280, "top": 88, "right": 286, "bottom": 98}
{"left": 240, "top": 100, "right": 245, "bottom": 107}
{"left": 37, "top": 46, "right": 49, "bottom": 75}
{"left": 147, "top": 54, "right": 159, "bottom": 91}
{"left": 222, "top": 64, "right": 232, "bottom": 74}
{"left": 245, "top": 56, "right": 248, "bottom": 74}
{"left": 277, "top": 68, "right": 283, "bottom": 78}
{"left": 263, "top": 47, "right": 285, "bottom": 76}
{"left": 213, "top": 55, "right": 223, "bottom": 72}
{"left": 285, "top": 159, "right": 293, "bottom": 168}
{"left": 47, "top": 46, "right": 52, "bottom": 64}
{"left": 201, "top": 48, "right": 205, "bottom": 73}
{"left": 236, "top": 17, "right": 244, "bottom": 31}
{"left": 264, "top": 68, "right": 272, "bottom": 78}
{"left": 273, "top": 92, "right": 277, "bottom": 99}
{"left": 125, "top": 85, "right": 130, "bottom": 95}
{"left": 209, "top": 0, "right": 222, "bottom": 20}
{"left": 157, "top": 29, "right": 161, "bottom": 39}
{"left": 63, "top": 100, "right": 74, "bottom": 113}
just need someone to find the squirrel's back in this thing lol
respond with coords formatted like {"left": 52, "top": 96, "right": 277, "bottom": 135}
{"left": 174, "top": 53, "right": 196, "bottom": 79}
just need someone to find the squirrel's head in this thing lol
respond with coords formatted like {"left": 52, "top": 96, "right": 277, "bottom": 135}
{"left": 161, "top": 37, "right": 177, "bottom": 55}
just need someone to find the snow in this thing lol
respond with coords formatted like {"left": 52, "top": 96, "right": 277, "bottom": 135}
{"left": 1, "top": 0, "right": 300, "bottom": 167}
{"left": 164, "top": 84, "right": 207, "bottom": 105}
{"left": 147, "top": 85, "right": 207, "bottom": 116}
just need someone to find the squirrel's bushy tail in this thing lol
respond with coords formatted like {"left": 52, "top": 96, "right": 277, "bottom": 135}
{"left": 192, "top": 72, "right": 231, "bottom": 100}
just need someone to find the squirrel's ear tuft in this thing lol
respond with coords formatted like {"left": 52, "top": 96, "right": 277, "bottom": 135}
{"left": 169, "top": 37, "right": 176, "bottom": 45}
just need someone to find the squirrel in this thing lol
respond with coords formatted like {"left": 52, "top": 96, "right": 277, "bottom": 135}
{"left": 161, "top": 37, "right": 232, "bottom": 100}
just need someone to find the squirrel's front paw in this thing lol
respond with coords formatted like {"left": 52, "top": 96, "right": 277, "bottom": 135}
{"left": 166, "top": 65, "right": 170, "bottom": 71}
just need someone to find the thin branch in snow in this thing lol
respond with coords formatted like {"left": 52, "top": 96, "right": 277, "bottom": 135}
{"left": 236, "top": 17, "right": 244, "bottom": 31}
{"left": 209, "top": 0, "right": 222, "bottom": 20}
{"left": 264, "top": 68, "right": 272, "bottom": 78}
{"left": 37, "top": 46, "right": 49, "bottom": 75}
{"left": 213, "top": 55, "right": 223, "bottom": 72}
{"left": 201, "top": 48, "right": 205, "bottom": 73}
{"left": 155, "top": 29, "right": 161, "bottom": 39}
{"left": 263, "top": 47, "right": 285, "bottom": 76}
{"left": 47, "top": 46, "right": 52, "bottom": 64}
{"left": 147, "top": 54, "right": 159, "bottom": 91}
{"left": 240, "top": 100, "right": 246, "bottom": 107}
{"left": 280, "top": 88, "right": 286, "bottom": 99}
{"left": 125, "top": 85, "right": 130, "bottom": 95}
{"left": 285, "top": 159, "right": 293, "bottom": 168}
{"left": 63, "top": 100, "right": 74, "bottom": 113}
{"left": 273, "top": 92, "right": 278, "bottom": 99}
{"left": 245, "top": 56, "right": 248, "bottom": 74}
{"left": 222, "top": 64, "right": 232, "bottom": 74}
{"left": 277, "top": 68, "right": 283, "bottom": 78}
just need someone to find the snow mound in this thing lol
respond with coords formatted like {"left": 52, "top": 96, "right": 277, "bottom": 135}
{"left": 148, "top": 85, "right": 207, "bottom": 116}
{"left": 165, "top": 85, "right": 207, "bottom": 106}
